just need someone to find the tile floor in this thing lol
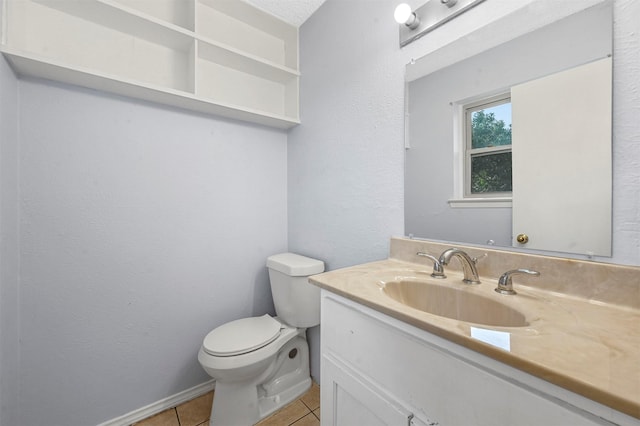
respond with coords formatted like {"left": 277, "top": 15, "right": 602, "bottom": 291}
{"left": 132, "top": 382, "right": 320, "bottom": 426}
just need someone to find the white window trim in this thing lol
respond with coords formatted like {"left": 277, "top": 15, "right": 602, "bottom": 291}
{"left": 450, "top": 92, "right": 513, "bottom": 208}
{"left": 448, "top": 197, "right": 512, "bottom": 208}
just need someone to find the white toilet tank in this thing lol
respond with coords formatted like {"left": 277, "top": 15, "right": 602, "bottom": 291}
{"left": 266, "top": 253, "right": 324, "bottom": 328}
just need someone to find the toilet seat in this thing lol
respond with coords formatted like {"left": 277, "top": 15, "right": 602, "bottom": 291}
{"left": 203, "top": 315, "right": 282, "bottom": 357}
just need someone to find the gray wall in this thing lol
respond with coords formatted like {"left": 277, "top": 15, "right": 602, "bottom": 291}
{"left": 289, "top": 0, "right": 406, "bottom": 379}
{"left": 289, "top": 0, "right": 405, "bottom": 270}
{"left": 8, "top": 76, "right": 288, "bottom": 425}
{"left": 0, "top": 56, "right": 19, "bottom": 426}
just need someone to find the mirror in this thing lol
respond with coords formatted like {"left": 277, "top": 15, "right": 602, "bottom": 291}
{"left": 404, "top": 1, "right": 613, "bottom": 257}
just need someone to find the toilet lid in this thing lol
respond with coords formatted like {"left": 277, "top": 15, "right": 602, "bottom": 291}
{"left": 203, "top": 315, "right": 282, "bottom": 357}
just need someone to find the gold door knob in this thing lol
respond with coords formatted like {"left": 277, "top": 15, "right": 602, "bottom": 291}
{"left": 516, "top": 234, "right": 529, "bottom": 244}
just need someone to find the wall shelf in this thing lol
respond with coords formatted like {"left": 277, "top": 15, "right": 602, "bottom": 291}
{"left": 1, "top": 0, "right": 299, "bottom": 129}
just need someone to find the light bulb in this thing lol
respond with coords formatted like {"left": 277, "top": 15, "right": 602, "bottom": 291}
{"left": 394, "top": 3, "right": 413, "bottom": 24}
{"left": 394, "top": 3, "right": 420, "bottom": 29}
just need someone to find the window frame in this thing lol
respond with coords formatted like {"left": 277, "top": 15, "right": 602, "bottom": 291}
{"left": 449, "top": 92, "right": 513, "bottom": 208}
{"left": 463, "top": 93, "right": 512, "bottom": 198}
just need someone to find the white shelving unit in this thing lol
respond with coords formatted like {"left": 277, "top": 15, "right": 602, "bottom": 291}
{"left": 0, "top": 0, "right": 300, "bottom": 129}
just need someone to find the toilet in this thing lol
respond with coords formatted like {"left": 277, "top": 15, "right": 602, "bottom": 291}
{"left": 198, "top": 253, "right": 324, "bottom": 426}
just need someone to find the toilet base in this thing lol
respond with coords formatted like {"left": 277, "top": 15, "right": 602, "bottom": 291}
{"left": 208, "top": 335, "right": 311, "bottom": 426}
{"left": 258, "top": 376, "right": 311, "bottom": 420}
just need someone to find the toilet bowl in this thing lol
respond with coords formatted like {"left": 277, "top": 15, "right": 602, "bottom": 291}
{"left": 197, "top": 253, "right": 324, "bottom": 426}
{"left": 198, "top": 315, "right": 311, "bottom": 425}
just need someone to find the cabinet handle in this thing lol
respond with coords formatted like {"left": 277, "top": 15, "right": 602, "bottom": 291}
{"left": 516, "top": 233, "right": 529, "bottom": 244}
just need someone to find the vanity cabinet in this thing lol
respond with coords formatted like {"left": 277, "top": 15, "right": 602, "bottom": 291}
{"left": 321, "top": 291, "right": 620, "bottom": 426}
{"left": 323, "top": 359, "right": 416, "bottom": 426}
{"left": 0, "top": 0, "right": 299, "bottom": 129}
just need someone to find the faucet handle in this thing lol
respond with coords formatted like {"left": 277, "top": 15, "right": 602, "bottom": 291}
{"left": 471, "top": 252, "right": 488, "bottom": 264}
{"left": 416, "top": 252, "right": 446, "bottom": 279}
{"left": 495, "top": 269, "right": 540, "bottom": 295}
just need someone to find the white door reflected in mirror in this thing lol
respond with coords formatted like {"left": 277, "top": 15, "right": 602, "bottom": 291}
{"left": 511, "top": 57, "right": 612, "bottom": 256}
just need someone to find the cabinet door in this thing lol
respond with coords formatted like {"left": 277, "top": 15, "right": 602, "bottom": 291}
{"left": 322, "top": 357, "right": 413, "bottom": 426}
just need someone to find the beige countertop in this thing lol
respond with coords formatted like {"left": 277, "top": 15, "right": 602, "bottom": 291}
{"left": 310, "top": 257, "right": 640, "bottom": 420}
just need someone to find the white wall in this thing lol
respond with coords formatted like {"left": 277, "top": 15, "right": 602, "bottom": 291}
{"left": 292, "top": 0, "right": 639, "bottom": 379}
{"left": 611, "top": 0, "right": 640, "bottom": 266}
{"left": 0, "top": 56, "right": 20, "bottom": 426}
{"left": 14, "top": 78, "right": 288, "bottom": 425}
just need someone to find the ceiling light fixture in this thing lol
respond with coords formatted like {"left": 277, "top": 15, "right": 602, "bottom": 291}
{"left": 395, "top": 0, "right": 486, "bottom": 47}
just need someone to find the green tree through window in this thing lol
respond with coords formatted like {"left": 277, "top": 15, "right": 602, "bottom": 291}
{"left": 471, "top": 110, "right": 512, "bottom": 148}
{"left": 468, "top": 106, "right": 512, "bottom": 194}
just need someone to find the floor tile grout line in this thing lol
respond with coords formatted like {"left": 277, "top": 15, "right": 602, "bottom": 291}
{"left": 288, "top": 405, "right": 312, "bottom": 426}
{"left": 287, "top": 412, "right": 307, "bottom": 426}
{"left": 299, "top": 385, "right": 320, "bottom": 412}
{"left": 174, "top": 407, "right": 181, "bottom": 426}
{"left": 300, "top": 399, "right": 315, "bottom": 412}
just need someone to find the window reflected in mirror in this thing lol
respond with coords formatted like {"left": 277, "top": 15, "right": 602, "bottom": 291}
{"left": 465, "top": 97, "right": 512, "bottom": 196}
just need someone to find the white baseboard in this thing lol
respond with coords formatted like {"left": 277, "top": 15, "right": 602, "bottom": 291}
{"left": 97, "top": 379, "right": 215, "bottom": 426}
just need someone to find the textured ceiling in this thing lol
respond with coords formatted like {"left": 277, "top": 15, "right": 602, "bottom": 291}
{"left": 245, "top": 0, "right": 326, "bottom": 27}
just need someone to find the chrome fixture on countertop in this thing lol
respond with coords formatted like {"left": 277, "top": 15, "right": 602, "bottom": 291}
{"left": 495, "top": 269, "right": 540, "bottom": 295}
{"left": 416, "top": 252, "right": 446, "bottom": 279}
{"left": 438, "top": 248, "right": 481, "bottom": 284}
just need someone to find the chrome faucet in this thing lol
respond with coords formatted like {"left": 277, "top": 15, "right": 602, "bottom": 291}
{"left": 438, "top": 248, "right": 481, "bottom": 284}
{"left": 495, "top": 269, "right": 540, "bottom": 295}
{"left": 416, "top": 252, "right": 446, "bottom": 278}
